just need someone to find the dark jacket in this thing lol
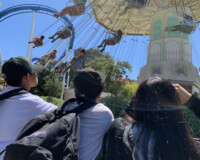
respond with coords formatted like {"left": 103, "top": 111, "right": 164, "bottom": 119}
{"left": 105, "top": 95, "right": 200, "bottom": 160}
{"left": 106, "top": 117, "right": 133, "bottom": 160}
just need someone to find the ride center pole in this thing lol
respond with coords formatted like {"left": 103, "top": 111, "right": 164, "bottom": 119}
{"left": 27, "top": 11, "right": 36, "bottom": 61}
{"left": 60, "top": 38, "right": 70, "bottom": 99}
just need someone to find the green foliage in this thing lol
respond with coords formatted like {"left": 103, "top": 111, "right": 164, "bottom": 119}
{"left": 101, "top": 96, "right": 129, "bottom": 118}
{"left": 30, "top": 68, "right": 62, "bottom": 97}
{"left": 40, "top": 96, "right": 64, "bottom": 106}
{"left": 86, "top": 50, "right": 132, "bottom": 95}
{"left": 82, "top": 48, "right": 102, "bottom": 67}
{"left": 120, "top": 82, "right": 139, "bottom": 101}
{"left": 184, "top": 107, "right": 200, "bottom": 137}
{"left": 68, "top": 48, "right": 132, "bottom": 95}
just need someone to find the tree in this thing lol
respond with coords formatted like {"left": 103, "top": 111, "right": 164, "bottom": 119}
{"left": 30, "top": 68, "right": 62, "bottom": 97}
{"left": 86, "top": 49, "right": 132, "bottom": 95}
{"left": 120, "top": 82, "right": 139, "bottom": 101}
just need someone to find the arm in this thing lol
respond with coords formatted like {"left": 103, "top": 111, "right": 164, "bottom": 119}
{"left": 173, "top": 84, "right": 200, "bottom": 118}
{"left": 106, "top": 118, "right": 133, "bottom": 160}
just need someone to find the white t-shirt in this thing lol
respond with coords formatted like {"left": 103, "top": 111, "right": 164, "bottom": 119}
{"left": 65, "top": 101, "right": 114, "bottom": 160}
{"left": 0, "top": 86, "right": 57, "bottom": 159}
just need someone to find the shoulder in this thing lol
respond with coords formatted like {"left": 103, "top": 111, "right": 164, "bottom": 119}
{"left": 18, "top": 93, "right": 57, "bottom": 110}
{"left": 109, "top": 117, "right": 128, "bottom": 134}
{"left": 81, "top": 103, "right": 114, "bottom": 131}
{"left": 92, "top": 103, "right": 114, "bottom": 119}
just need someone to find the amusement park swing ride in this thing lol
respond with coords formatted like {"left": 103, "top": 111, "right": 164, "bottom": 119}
{"left": 1, "top": 0, "right": 200, "bottom": 94}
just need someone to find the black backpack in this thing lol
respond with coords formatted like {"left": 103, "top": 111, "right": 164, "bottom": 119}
{"left": 3, "top": 97, "right": 96, "bottom": 160}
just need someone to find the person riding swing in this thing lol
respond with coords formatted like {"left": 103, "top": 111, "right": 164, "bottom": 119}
{"left": 29, "top": 35, "right": 45, "bottom": 48}
{"left": 48, "top": 50, "right": 57, "bottom": 60}
{"left": 49, "top": 26, "right": 72, "bottom": 43}
{"left": 98, "top": 30, "right": 123, "bottom": 52}
{"left": 53, "top": 0, "right": 86, "bottom": 18}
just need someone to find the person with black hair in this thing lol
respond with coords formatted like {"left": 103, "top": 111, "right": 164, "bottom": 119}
{"left": 49, "top": 26, "right": 72, "bottom": 43}
{"left": 98, "top": 30, "right": 123, "bottom": 52}
{"left": 106, "top": 77, "right": 200, "bottom": 160}
{"left": 0, "top": 57, "right": 57, "bottom": 160}
{"left": 62, "top": 68, "right": 113, "bottom": 160}
{"left": 29, "top": 35, "right": 45, "bottom": 48}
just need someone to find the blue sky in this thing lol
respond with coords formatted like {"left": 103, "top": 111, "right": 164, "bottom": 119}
{"left": 0, "top": 0, "right": 200, "bottom": 80}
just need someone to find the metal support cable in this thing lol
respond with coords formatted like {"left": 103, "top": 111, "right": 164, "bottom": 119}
{"left": 38, "top": 18, "right": 61, "bottom": 37}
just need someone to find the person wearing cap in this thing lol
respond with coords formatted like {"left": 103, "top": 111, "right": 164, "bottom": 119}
{"left": 63, "top": 68, "right": 114, "bottom": 160}
{"left": 0, "top": 57, "right": 57, "bottom": 159}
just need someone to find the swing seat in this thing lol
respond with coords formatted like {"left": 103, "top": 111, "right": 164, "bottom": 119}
{"left": 67, "top": 3, "right": 85, "bottom": 16}
{"left": 73, "top": 0, "right": 87, "bottom": 4}
{"left": 34, "top": 39, "right": 43, "bottom": 47}
{"left": 49, "top": 54, "right": 56, "bottom": 60}
{"left": 166, "top": 23, "right": 196, "bottom": 34}
{"left": 119, "top": 0, "right": 147, "bottom": 15}
{"left": 128, "top": 0, "right": 147, "bottom": 8}
{"left": 72, "top": 60, "right": 83, "bottom": 70}
{"left": 105, "top": 37, "right": 121, "bottom": 45}
{"left": 55, "top": 63, "right": 69, "bottom": 74}
{"left": 58, "top": 30, "right": 71, "bottom": 39}
{"left": 40, "top": 55, "right": 49, "bottom": 65}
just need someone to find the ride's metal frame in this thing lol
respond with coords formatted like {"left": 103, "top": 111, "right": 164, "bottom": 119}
{"left": 0, "top": 4, "right": 76, "bottom": 99}
{"left": 0, "top": 4, "right": 75, "bottom": 63}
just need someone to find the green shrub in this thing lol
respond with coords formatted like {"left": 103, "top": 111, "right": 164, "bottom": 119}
{"left": 31, "top": 68, "right": 62, "bottom": 97}
{"left": 41, "top": 96, "right": 64, "bottom": 106}
{"left": 120, "top": 82, "right": 138, "bottom": 101}
{"left": 184, "top": 107, "right": 200, "bottom": 137}
{"left": 100, "top": 96, "right": 129, "bottom": 118}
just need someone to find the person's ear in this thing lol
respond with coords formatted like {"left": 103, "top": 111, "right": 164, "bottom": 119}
{"left": 24, "top": 73, "right": 30, "bottom": 81}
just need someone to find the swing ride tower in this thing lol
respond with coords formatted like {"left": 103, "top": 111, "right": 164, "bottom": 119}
{"left": 89, "top": 0, "right": 200, "bottom": 90}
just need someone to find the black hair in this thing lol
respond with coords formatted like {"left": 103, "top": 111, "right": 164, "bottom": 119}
{"left": 80, "top": 49, "right": 86, "bottom": 54}
{"left": 117, "top": 30, "right": 123, "bottom": 36}
{"left": 1, "top": 59, "right": 28, "bottom": 86}
{"left": 41, "top": 35, "right": 45, "bottom": 39}
{"left": 130, "top": 77, "right": 200, "bottom": 160}
{"left": 68, "top": 26, "right": 72, "bottom": 30}
{"left": 3, "top": 76, "right": 22, "bottom": 86}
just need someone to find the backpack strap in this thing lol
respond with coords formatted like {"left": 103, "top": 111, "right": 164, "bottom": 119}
{"left": 0, "top": 88, "right": 28, "bottom": 101}
{"left": 123, "top": 124, "right": 134, "bottom": 153}
{"left": 63, "top": 100, "right": 97, "bottom": 115}
{"left": 54, "top": 97, "right": 97, "bottom": 119}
